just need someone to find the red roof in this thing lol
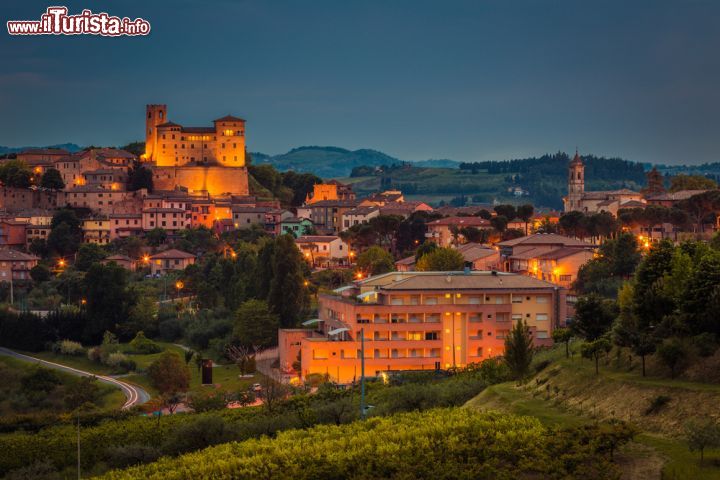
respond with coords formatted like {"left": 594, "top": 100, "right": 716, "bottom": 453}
{"left": 428, "top": 216, "right": 491, "bottom": 227}
{"left": 150, "top": 249, "right": 195, "bottom": 260}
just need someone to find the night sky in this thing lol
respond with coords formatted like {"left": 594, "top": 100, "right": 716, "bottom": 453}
{"left": 2, "top": 0, "right": 719, "bottom": 164}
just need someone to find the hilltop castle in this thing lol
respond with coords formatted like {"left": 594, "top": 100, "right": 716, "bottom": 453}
{"left": 143, "top": 104, "right": 249, "bottom": 196}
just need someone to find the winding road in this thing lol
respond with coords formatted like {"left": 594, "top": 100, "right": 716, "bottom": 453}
{"left": 0, "top": 347, "right": 150, "bottom": 409}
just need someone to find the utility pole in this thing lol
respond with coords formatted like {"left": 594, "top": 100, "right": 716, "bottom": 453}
{"left": 9, "top": 273, "right": 13, "bottom": 305}
{"left": 77, "top": 413, "right": 81, "bottom": 479}
{"left": 360, "top": 327, "right": 366, "bottom": 419}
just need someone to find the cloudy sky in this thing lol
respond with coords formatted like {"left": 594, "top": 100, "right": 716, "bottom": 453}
{"left": 1, "top": 0, "right": 719, "bottom": 164}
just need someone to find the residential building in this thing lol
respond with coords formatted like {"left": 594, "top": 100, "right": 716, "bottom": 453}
{"left": 149, "top": 249, "right": 195, "bottom": 276}
{"left": 0, "top": 219, "right": 28, "bottom": 247}
{"left": 341, "top": 206, "right": 379, "bottom": 231}
{"left": 279, "top": 271, "right": 566, "bottom": 383}
{"left": 307, "top": 200, "right": 359, "bottom": 234}
{"left": 295, "top": 235, "right": 349, "bottom": 268}
{"left": 425, "top": 216, "right": 492, "bottom": 247}
{"left": 82, "top": 217, "right": 111, "bottom": 245}
{"left": 281, "top": 217, "right": 314, "bottom": 237}
{"left": 109, "top": 213, "right": 143, "bottom": 239}
{"left": 497, "top": 234, "right": 596, "bottom": 286}
{"left": 102, "top": 254, "right": 136, "bottom": 271}
{"left": 142, "top": 208, "right": 190, "bottom": 233}
{"left": 231, "top": 206, "right": 271, "bottom": 229}
{"left": 0, "top": 248, "right": 39, "bottom": 281}
{"left": 395, "top": 243, "right": 500, "bottom": 272}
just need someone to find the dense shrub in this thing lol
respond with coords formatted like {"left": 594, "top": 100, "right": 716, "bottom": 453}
{"left": 104, "top": 353, "right": 136, "bottom": 374}
{"left": 53, "top": 339, "right": 85, "bottom": 356}
{"left": 128, "top": 331, "right": 162, "bottom": 354}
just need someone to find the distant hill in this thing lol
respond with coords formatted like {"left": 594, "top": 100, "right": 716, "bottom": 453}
{"left": 0, "top": 143, "right": 83, "bottom": 155}
{"left": 250, "top": 146, "right": 406, "bottom": 177}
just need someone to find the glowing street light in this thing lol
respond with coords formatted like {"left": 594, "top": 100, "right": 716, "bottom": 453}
{"left": 57, "top": 258, "right": 66, "bottom": 269}
{"left": 142, "top": 254, "right": 150, "bottom": 264}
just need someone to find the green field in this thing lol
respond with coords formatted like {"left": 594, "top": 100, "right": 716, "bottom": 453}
{"left": 0, "top": 355, "right": 125, "bottom": 414}
{"left": 466, "top": 345, "right": 720, "bottom": 479}
{"left": 28, "top": 342, "right": 262, "bottom": 400}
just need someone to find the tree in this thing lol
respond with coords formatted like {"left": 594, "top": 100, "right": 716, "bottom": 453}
{"left": 267, "top": 235, "right": 309, "bottom": 327}
{"left": 83, "top": 262, "right": 130, "bottom": 342}
{"left": 356, "top": 245, "right": 394, "bottom": 275}
{"left": 146, "top": 351, "right": 190, "bottom": 395}
{"left": 47, "top": 209, "right": 82, "bottom": 257}
{"left": 685, "top": 419, "right": 720, "bottom": 464}
{"left": 656, "top": 338, "right": 687, "bottom": 378}
{"left": 490, "top": 215, "right": 508, "bottom": 233}
{"left": 30, "top": 264, "right": 51, "bottom": 283}
{"left": 145, "top": 228, "right": 168, "bottom": 247}
{"left": 516, "top": 204, "right": 535, "bottom": 235}
{"left": 226, "top": 344, "right": 258, "bottom": 377}
{"left": 233, "top": 299, "right": 279, "bottom": 348}
{"left": 416, "top": 247, "right": 465, "bottom": 271}
{"left": 64, "top": 376, "right": 101, "bottom": 410}
{"left": 678, "top": 190, "right": 720, "bottom": 234}
{"left": 0, "top": 159, "right": 32, "bottom": 188}
{"left": 572, "top": 294, "right": 618, "bottom": 340}
{"left": 494, "top": 204, "right": 517, "bottom": 221}
{"left": 551, "top": 327, "right": 572, "bottom": 358}
{"left": 414, "top": 241, "right": 437, "bottom": 261}
{"left": 669, "top": 174, "right": 717, "bottom": 192}
{"left": 128, "top": 161, "right": 154, "bottom": 192}
{"left": 75, "top": 243, "right": 107, "bottom": 271}
{"left": 581, "top": 337, "right": 612, "bottom": 374}
{"left": 504, "top": 320, "right": 533, "bottom": 381}
{"left": 40, "top": 168, "right": 65, "bottom": 190}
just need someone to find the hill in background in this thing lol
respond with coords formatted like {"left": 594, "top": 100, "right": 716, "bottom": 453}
{"left": 0, "top": 143, "right": 83, "bottom": 155}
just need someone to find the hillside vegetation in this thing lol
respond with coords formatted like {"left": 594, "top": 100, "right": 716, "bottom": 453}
{"left": 466, "top": 346, "right": 720, "bottom": 479}
{"left": 99, "top": 408, "right": 628, "bottom": 480}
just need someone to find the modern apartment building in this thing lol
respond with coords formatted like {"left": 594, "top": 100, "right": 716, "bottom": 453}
{"left": 279, "top": 271, "right": 566, "bottom": 383}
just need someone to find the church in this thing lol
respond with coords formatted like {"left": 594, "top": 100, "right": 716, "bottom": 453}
{"left": 142, "top": 104, "right": 250, "bottom": 197}
{"left": 562, "top": 151, "right": 645, "bottom": 215}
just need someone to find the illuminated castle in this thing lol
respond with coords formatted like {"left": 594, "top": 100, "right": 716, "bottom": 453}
{"left": 144, "top": 104, "right": 249, "bottom": 196}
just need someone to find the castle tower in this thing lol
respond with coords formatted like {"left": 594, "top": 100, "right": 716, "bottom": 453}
{"left": 145, "top": 104, "right": 167, "bottom": 162}
{"left": 213, "top": 115, "right": 246, "bottom": 167}
{"left": 566, "top": 150, "right": 585, "bottom": 212}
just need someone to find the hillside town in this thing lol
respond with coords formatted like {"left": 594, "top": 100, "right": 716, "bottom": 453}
{"left": 3, "top": 2, "right": 720, "bottom": 479}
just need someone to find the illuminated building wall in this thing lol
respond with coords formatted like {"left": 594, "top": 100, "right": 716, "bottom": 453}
{"left": 280, "top": 272, "right": 566, "bottom": 384}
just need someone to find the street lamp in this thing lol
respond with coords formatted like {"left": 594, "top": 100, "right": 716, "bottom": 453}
{"left": 58, "top": 258, "right": 66, "bottom": 269}
{"left": 175, "top": 280, "right": 184, "bottom": 299}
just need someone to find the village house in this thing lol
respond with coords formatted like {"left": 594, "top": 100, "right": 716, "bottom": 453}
{"left": 295, "top": 235, "right": 349, "bottom": 268}
{"left": 425, "top": 216, "right": 492, "bottom": 247}
{"left": 0, "top": 248, "right": 39, "bottom": 281}
{"left": 149, "top": 249, "right": 195, "bottom": 276}
{"left": 340, "top": 206, "right": 380, "bottom": 231}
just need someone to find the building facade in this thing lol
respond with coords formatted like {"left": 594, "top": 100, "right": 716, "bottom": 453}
{"left": 279, "top": 271, "right": 566, "bottom": 384}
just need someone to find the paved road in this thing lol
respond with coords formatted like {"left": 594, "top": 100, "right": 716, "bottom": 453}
{"left": 0, "top": 347, "right": 150, "bottom": 409}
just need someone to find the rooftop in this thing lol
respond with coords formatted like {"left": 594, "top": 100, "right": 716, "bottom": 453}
{"left": 351, "top": 271, "right": 560, "bottom": 292}
{"left": 0, "top": 248, "right": 39, "bottom": 262}
{"left": 150, "top": 249, "right": 195, "bottom": 260}
{"left": 497, "top": 233, "right": 594, "bottom": 248}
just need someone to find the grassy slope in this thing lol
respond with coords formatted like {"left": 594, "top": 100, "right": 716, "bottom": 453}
{"left": 30, "top": 343, "right": 262, "bottom": 400}
{"left": 465, "top": 346, "right": 720, "bottom": 479}
{"left": 0, "top": 356, "right": 125, "bottom": 412}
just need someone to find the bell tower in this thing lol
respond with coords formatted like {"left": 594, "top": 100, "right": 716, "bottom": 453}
{"left": 145, "top": 104, "right": 167, "bottom": 162}
{"left": 566, "top": 150, "right": 584, "bottom": 212}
